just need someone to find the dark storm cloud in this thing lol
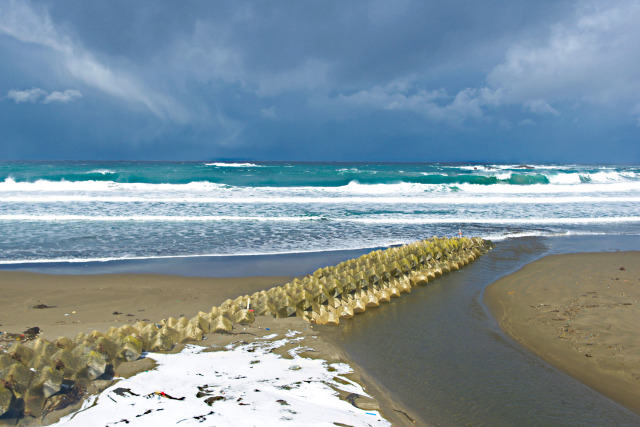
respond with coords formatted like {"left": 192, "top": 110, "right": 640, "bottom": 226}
{"left": 46, "top": 0, "right": 571, "bottom": 85}
{"left": 0, "top": 0, "right": 638, "bottom": 162}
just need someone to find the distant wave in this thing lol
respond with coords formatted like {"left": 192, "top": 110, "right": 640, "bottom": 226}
{"left": 1, "top": 214, "right": 638, "bottom": 224}
{"left": 456, "top": 181, "right": 640, "bottom": 194}
{"left": 2, "top": 195, "right": 639, "bottom": 204}
{"left": 0, "top": 214, "right": 326, "bottom": 222}
{"left": 0, "top": 178, "right": 229, "bottom": 192}
{"left": 547, "top": 173, "right": 584, "bottom": 184}
{"left": 2, "top": 176, "right": 640, "bottom": 195}
{"left": 85, "top": 169, "right": 116, "bottom": 175}
{"left": 454, "top": 164, "right": 598, "bottom": 171}
{"left": 205, "top": 162, "right": 262, "bottom": 167}
{"left": 1, "top": 166, "right": 639, "bottom": 195}
{"left": 338, "top": 217, "right": 640, "bottom": 225}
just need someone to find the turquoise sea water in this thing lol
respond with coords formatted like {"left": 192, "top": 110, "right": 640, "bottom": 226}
{"left": 0, "top": 161, "right": 638, "bottom": 264}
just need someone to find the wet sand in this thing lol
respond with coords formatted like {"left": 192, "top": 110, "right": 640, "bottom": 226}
{"left": 485, "top": 251, "right": 640, "bottom": 414}
{"left": 0, "top": 271, "right": 422, "bottom": 426}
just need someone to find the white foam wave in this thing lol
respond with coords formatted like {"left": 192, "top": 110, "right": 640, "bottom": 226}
{"left": 0, "top": 177, "right": 438, "bottom": 195}
{"left": 587, "top": 171, "right": 638, "bottom": 183}
{"left": 0, "top": 215, "right": 325, "bottom": 222}
{"left": 547, "top": 173, "right": 583, "bottom": 185}
{"left": 0, "top": 178, "right": 228, "bottom": 193}
{"left": 546, "top": 170, "right": 640, "bottom": 185}
{"left": 336, "top": 217, "right": 640, "bottom": 225}
{"left": 1, "top": 214, "right": 638, "bottom": 225}
{"left": 456, "top": 181, "right": 640, "bottom": 194}
{"left": 455, "top": 164, "right": 545, "bottom": 171}
{"left": 483, "top": 230, "right": 612, "bottom": 242}
{"left": 2, "top": 195, "right": 639, "bottom": 204}
{"left": 205, "top": 162, "right": 262, "bottom": 167}
{"left": 330, "top": 181, "right": 434, "bottom": 194}
{"left": 2, "top": 176, "right": 640, "bottom": 196}
{"left": 86, "top": 169, "right": 116, "bottom": 175}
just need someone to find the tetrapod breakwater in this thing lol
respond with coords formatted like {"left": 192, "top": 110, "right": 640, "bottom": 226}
{"left": 0, "top": 236, "right": 492, "bottom": 420}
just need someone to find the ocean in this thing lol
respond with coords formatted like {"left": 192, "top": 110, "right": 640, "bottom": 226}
{"left": 0, "top": 161, "right": 639, "bottom": 265}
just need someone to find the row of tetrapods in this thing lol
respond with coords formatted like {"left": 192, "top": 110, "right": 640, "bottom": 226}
{"left": 0, "top": 236, "right": 492, "bottom": 418}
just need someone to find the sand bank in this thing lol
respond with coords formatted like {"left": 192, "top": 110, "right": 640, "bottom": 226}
{"left": 0, "top": 271, "right": 421, "bottom": 426}
{"left": 0, "top": 272, "right": 291, "bottom": 342}
{"left": 485, "top": 251, "right": 640, "bottom": 414}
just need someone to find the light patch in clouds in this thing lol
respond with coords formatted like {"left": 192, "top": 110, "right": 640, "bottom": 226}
{"left": 486, "top": 1, "right": 640, "bottom": 109}
{"left": 336, "top": 80, "right": 492, "bottom": 124}
{"left": 518, "top": 118, "right": 536, "bottom": 126}
{"left": 7, "top": 87, "right": 46, "bottom": 103}
{"left": 7, "top": 87, "right": 82, "bottom": 104}
{"left": 0, "top": 0, "right": 187, "bottom": 121}
{"left": 335, "top": 1, "right": 640, "bottom": 125}
{"left": 261, "top": 106, "right": 277, "bottom": 119}
{"left": 43, "top": 89, "right": 82, "bottom": 103}
{"left": 525, "top": 100, "right": 559, "bottom": 116}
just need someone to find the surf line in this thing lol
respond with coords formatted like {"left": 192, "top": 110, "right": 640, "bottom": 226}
{"left": 1, "top": 215, "right": 639, "bottom": 224}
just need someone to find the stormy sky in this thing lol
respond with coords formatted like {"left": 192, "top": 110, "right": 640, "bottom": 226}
{"left": 0, "top": 0, "right": 638, "bottom": 162}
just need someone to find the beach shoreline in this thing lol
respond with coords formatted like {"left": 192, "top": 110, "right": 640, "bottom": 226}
{"left": 484, "top": 251, "right": 640, "bottom": 415}
{"left": 0, "top": 270, "right": 423, "bottom": 426}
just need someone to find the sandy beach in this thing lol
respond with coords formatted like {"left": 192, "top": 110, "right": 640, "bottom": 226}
{"left": 4, "top": 243, "right": 640, "bottom": 425}
{"left": 485, "top": 251, "right": 640, "bottom": 414}
{"left": 0, "top": 271, "right": 423, "bottom": 426}
{"left": 0, "top": 272, "right": 292, "bottom": 342}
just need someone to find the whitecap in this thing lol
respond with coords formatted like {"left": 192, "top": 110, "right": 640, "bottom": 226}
{"left": 205, "top": 162, "right": 262, "bottom": 167}
{"left": 547, "top": 173, "right": 583, "bottom": 185}
{"left": 0, "top": 178, "right": 228, "bottom": 193}
{"left": 85, "top": 169, "right": 116, "bottom": 175}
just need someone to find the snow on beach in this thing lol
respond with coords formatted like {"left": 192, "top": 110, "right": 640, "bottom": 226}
{"left": 53, "top": 332, "right": 389, "bottom": 426}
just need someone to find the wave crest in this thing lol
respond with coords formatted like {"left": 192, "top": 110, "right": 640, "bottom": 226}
{"left": 205, "top": 162, "right": 262, "bottom": 167}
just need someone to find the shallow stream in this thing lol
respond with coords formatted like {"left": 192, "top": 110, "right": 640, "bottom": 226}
{"left": 321, "top": 235, "right": 640, "bottom": 426}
